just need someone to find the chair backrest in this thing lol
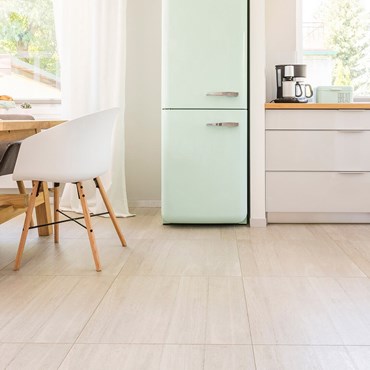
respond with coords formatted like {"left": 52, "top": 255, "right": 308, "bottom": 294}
{"left": 13, "top": 108, "right": 120, "bottom": 183}
{"left": 0, "top": 142, "right": 21, "bottom": 176}
{"left": 0, "top": 115, "right": 34, "bottom": 176}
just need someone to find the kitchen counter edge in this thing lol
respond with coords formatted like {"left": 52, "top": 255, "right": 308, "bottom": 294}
{"left": 265, "top": 103, "right": 370, "bottom": 110}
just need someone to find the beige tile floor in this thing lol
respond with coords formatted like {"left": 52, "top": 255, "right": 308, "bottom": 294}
{"left": 1, "top": 208, "right": 370, "bottom": 369}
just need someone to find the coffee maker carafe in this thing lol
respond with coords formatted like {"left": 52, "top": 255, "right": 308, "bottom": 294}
{"left": 275, "top": 64, "right": 313, "bottom": 103}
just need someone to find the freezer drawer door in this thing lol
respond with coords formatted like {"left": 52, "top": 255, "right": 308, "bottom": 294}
{"left": 162, "top": 0, "right": 248, "bottom": 109}
{"left": 162, "top": 110, "right": 248, "bottom": 224}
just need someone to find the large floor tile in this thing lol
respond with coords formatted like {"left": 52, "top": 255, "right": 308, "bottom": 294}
{"left": 0, "top": 237, "right": 51, "bottom": 272}
{"left": 204, "top": 345, "right": 255, "bottom": 370}
{"left": 60, "top": 344, "right": 256, "bottom": 370}
{"left": 0, "top": 275, "right": 113, "bottom": 343}
{"left": 207, "top": 278, "right": 251, "bottom": 344}
{"left": 321, "top": 224, "right": 370, "bottom": 242}
{"left": 119, "top": 239, "right": 241, "bottom": 276}
{"left": 5, "top": 344, "right": 71, "bottom": 370}
{"left": 1, "top": 237, "right": 134, "bottom": 276}
{"left": 336, "top": 240, "right": 370, "bottom": 277}
{"left": 60, "top": 344, "right": 205, "bottom": 370}
{"left": 78, "top": 276, "right": 251, "bottom": 344}
{"left": 253, "top": 345, "right": 358, "bottom": 370}
{"left": 245, "top": 277, "right": 370, "bottom": 345}
{"left": 0, "top": 214, "right": 39, "bottom": 240}
{"left": 346, "top": 346, "right": 370, "bottom": 369}
{"left": 59, "top": 344, "right": 163, "bottom": 370}
{"left": 94, "top": 208, "right": 224, "bottom": 241}
{"left": 238, "top": 239, "right": 365, "bottom": 277}
{"left": 0, "top": 344, "right": 25, "bottom": 369}
{"left": 159, "top": 345, "right": 204, "bottom": 369}
{"left": 236, "top": 224, "right": 329, "bottom": 243}
{"left": 77, "top": 276, "right": 200, "bottom": 344}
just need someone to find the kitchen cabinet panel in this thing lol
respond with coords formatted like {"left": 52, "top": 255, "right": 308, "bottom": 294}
{"left": 266, "top": 110, "right": 370, "bottom": 130}
{"left": 267, "top": 130, "right": 370, "bottom": 171}
{"left": 267, "top": 172, "right": 370, "bottom": 213}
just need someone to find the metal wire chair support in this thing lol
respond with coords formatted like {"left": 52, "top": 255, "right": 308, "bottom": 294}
{"left": 29, "top": 210, "right": 109, "bottom": 230}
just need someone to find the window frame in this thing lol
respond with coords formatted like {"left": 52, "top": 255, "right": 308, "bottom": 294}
{"left": 299, "top": 0, "right": 370, "bottom": 101}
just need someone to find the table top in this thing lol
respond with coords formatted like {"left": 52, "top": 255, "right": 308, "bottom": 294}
{"left": 265, "top": 103, "right": 370, "bottom": 110}
{"left": 0, "top": 119, "right": 65, "bottom": 131}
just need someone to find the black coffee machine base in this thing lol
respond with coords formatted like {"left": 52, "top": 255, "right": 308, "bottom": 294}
{"left": 273, "top": 97, "right": 308, "bottom": 103}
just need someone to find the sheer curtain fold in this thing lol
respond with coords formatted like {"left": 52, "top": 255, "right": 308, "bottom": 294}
{"left": 53, "top": 0, "right": 132, "bottom": 217}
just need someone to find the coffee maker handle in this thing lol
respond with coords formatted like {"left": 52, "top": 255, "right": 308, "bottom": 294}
{"left": 305, "top": 84, "right": 314, "bottom": 98}
{"left": 295, "top": 82, "right": 303, "bottom": 97}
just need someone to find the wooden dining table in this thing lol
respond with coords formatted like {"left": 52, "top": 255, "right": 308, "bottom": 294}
{"left": 0, "top": 119, "right": 65, "bottom": 234}
{"left": 0, "top": 119, "right": 65, "bottom": 141}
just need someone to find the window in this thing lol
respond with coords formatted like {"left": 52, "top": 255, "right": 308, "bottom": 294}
{"left": 0, "top": 0, "right": 60, "bottom": 102}
{"left": 302, "top": 0, "right": 370, "bottom": 97}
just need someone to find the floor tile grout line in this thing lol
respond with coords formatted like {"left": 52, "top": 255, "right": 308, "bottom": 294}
{"left": 203, "top": 276, "right": 210, "bottom": 350}
{"left": 2, "top": 341, "right": 370, "bottom": 347}
{"left": 236, "top": 239, "right": 258, "bottom": 370}
{"left": 1, "top": 274, "right": 370, "bottom": 279}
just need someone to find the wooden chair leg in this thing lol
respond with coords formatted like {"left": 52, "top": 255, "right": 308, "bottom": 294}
{"left": 35, "top": 181, "right": 53, "bottom": 236}
{"left": 95, "top": 176, "right": 127, "bottom": 247}
{"left": 16, "top": 180, "right": 34, "bottom": 227}
{"left": 14, "top": 181, "right": 40, "bottom": 271}
{"left": 54, "top": 183, "right": 60, "bottom": 243}
{"left": 76, "top": 182, "right": 101, "bottom": 272}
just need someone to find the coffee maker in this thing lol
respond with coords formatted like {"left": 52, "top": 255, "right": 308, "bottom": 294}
{"left": 274, "top": 64, "right": 313, "bottom": 103}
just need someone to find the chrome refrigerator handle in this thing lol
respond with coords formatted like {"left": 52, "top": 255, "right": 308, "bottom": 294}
{"left": 206, "top": 122, "right": 239, "bottom": 127}
{"left": 206, "top": 92, "right": 239, "bottom": 97}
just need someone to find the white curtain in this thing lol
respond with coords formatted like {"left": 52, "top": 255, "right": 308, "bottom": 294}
{"left": 53, "top": 0, "right": 132, "bottom": 217}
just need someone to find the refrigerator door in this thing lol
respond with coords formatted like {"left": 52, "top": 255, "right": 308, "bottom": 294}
{"left": 162, "top": 110, "right": 248, "bottom": 224}
{"left": 162, "top": 0, "right": 248, "bottom": 109}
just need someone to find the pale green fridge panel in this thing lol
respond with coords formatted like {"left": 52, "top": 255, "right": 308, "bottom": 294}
{"left": 162, "top": 0, "right": 248, "bottom": 109}
{"left": 162, "top": 110, "right": 248, "bottom": 224}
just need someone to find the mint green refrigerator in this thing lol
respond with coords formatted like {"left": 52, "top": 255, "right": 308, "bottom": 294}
{"left": 162, "top": 0, "right": 248, "bottom": 224}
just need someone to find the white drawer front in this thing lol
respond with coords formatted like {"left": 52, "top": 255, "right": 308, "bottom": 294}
{"left": 266, "top": 110, "right": 370, "bottom": 130}
{"left": 336, "top": 109, "right": 370, "bottom": 127}
{"left": 266, "top": 130, "right": 370, "bottom": 171}
{"left": 266, "top": 172, "right": 370, "bottom": 213}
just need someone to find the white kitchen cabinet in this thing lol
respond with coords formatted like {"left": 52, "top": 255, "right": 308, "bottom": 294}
{"left": 266, "top": 106, "right": 370, "bottom": 223}
{"left": 266, "top": 109, "right": 370, "bottom": 130}
{"left": 266, "top": 130, "right": 370, "bottom": 171}
{"left": 267, "top": 172, "right": 370, "bottom": 213}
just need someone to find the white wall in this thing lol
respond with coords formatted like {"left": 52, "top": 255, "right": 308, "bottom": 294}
{"left": 265, "top": 0, "right": 300, "bottom": 102}
{"left": 125, "top": 0, "right": 162, "bottom": 206}
{"left": 249, "top": 0, "right": 267, "bottom": 227}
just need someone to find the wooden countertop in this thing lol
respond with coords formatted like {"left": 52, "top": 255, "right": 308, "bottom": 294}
{"left": 265, "top": 103, "right": 370, "bottom": 110}
{"left": 0, "top": 119, "right": 65, "bottom": 131}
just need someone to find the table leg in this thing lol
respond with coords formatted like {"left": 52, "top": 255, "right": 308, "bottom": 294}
{"left": 35, "top": 181, "right": 53, "bottom": 236}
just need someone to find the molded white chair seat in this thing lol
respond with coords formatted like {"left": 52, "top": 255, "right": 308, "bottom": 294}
{"left": 13, "top": 109, "right": 117, "bottom": 183}
{"left": 12, "top": 108, "right": 127, "bottom": 271}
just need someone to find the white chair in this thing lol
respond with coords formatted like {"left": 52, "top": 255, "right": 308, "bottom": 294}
{"left": 12, "top": 108, "right": 127, "bottom": 271}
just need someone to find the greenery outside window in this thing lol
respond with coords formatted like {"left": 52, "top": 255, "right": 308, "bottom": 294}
{"left": 0, "top": 0, "right": 60, "bottom": 103}
{"left": 302, "top": 0, "right": 370, "bottom": 98}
